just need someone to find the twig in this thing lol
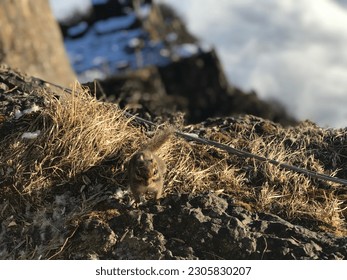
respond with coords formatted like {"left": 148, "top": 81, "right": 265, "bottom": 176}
{"left": 48, "top": 227, "right": 78, "bottom": 260}
{"left": 261, "top": 236, "right": 268, "bottom": 260}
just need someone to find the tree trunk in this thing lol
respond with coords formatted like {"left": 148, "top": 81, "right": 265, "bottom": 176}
{"left": 0, "top": 0, "right": 76, "bottom": 86}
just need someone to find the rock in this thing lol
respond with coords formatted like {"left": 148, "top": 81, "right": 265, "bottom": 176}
{"left": 0, "top": 0, "right": 76, "bottom": 86}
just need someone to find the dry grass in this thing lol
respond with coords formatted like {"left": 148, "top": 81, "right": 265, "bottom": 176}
{"left": 157, "top": 116, "right": 347, "bottom": 234}
{"left": 0, "top": 85, "right": 142, "bottom": 258}
{"left": 1, "top": 84, "right": 347, "bottom": 258}
{"left": 190, "top": 118, "right": 347, "bottom": 234}
{"left": 0, "top": 84, "right": 142, "bottom": 193}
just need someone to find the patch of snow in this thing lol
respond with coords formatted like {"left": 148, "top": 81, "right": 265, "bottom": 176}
{"left": 137, "top": 4, "right": 151, "bottom": 19}
{"left": 78, "top": 68, "right": 107, "bottom": 83}
{"left": 23, "top": 104, "right": 41, "bottom": 115}
{"left": 15, "top": 104, "right": 41, "bottom": 119}
{"left": 128, "top": 37, "right": 142, "bottom": 48}
{"left": 160, "top": 48, "right": 170, "bottom": 57}
{"left": 114, "top": 188, "right": 125, "bottom": 199}
{"left": 173, "top": 43, "right": 199, "bottom": 58}
{"left": 94, "top": 15, "right": 136, "bottom": 34}
{"left": 166, "top": 32, "right": 178, "bottom": 42}
{"left": 21, "top": 130, "right": 41, "bottom": 140}
{"left": 14, "top": 109, "right": 23, "bottom": 119}
{"left": 49, "top": 0, "right": 92, "bottom": 22}
{"left": 92, "top": 56, "right": 108, "bottom": 66}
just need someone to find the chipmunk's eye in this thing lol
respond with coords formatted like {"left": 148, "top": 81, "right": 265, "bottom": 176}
{"left": 153, "top": 168, "right": 158, "bottom": 175}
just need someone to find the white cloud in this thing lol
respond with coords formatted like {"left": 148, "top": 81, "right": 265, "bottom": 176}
{"left": 159, "top": 0, "right": 347, "bottom": 128}
{"left": 49, "top": 0, "right": 92, "bottom": 21}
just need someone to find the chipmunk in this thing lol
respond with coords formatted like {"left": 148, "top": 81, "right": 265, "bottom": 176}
{"left": 127, "top": 127, "right": 173, "bottom": 204}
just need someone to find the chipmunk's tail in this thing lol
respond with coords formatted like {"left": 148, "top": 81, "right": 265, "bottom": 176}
{"left": 143, "top": 127, "right": 174, "bottom": 152}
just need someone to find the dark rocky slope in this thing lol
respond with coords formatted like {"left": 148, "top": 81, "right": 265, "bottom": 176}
{"left": 1, "top": 66, "right": 346, "bottom": 260}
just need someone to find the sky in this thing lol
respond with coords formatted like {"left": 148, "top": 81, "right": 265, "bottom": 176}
{"left": 49, "top": 0, "right": 347, "bottom": 128}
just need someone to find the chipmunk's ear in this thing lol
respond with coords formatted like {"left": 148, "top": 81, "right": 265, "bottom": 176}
{"left": 139, "top": 154, "right": 144, "bottom": 161}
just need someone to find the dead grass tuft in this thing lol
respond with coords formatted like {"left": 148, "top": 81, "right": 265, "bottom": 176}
{"left": 0, "top": 84, "right": 142, "bottom": 193}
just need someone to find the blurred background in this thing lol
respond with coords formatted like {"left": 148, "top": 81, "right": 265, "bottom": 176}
{"left": 49, "top": 0, "right": 347, "bottom": 128}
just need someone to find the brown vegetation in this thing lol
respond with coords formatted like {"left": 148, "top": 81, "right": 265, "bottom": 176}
{"left": 1, "top": 85, "right": 346, "bottom": 259}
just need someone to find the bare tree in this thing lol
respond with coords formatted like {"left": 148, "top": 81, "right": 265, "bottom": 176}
{"left": 0, "top": 0, "right": 76, "bottom": 86}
